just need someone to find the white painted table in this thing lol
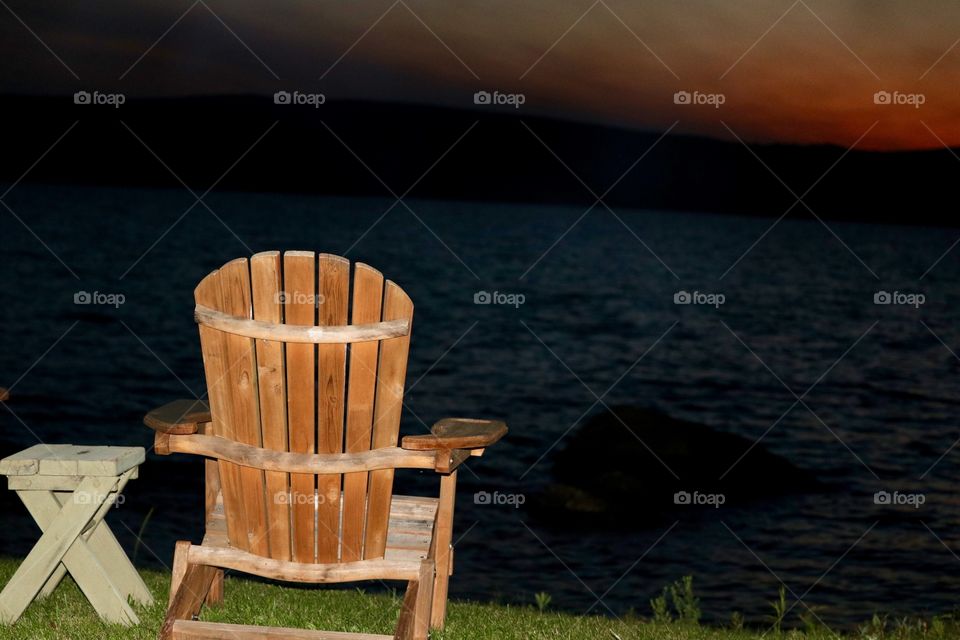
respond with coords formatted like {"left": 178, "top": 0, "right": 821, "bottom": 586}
{"left": 0, "top": 444, "right": 153, "bottom": 625}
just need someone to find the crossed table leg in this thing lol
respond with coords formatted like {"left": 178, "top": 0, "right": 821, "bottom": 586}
{"left": 0, "top": 470, "right": 153, "bottom": 624}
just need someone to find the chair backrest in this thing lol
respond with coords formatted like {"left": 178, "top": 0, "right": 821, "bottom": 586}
{"left": 194, "top": 251, "right": 413, "bottom": 564}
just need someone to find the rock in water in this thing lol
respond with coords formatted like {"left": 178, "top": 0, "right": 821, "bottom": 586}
{"left": 535, "top": 406, "right": 819, "bottom": 526}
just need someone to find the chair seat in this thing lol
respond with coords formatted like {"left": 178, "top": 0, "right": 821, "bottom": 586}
{"left": 202, "top": 492, "right": 438, "bottom": 564}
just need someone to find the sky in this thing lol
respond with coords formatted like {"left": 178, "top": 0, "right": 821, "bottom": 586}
{"left": 1, "top": 0, "right": 959, "bottom": 150}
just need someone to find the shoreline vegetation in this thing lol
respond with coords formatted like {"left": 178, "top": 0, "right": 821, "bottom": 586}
{"left": 0, "top": 559, "right": 956, "bottom": 640}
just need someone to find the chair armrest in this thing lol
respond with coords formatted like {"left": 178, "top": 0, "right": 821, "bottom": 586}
{"left": 0, "top": 388, "right": 8, "bottom": 402}
{"left": 401, "top": 418, "right": 507, "bottom": 451}
{"left": 144, "top": 399, "right": 211, "bottom": 435}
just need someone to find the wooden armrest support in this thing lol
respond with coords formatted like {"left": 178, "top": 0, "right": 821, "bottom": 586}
{"left": 0, "top": 388, "right": 8, "bottom": 402}
{"left": 144, "top": 399, "right": 211, "bottom": 435}
{"left": 401, "top": 418, "right": 507, "bottom": 452}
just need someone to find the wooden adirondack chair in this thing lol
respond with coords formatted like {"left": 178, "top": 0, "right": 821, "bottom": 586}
{"left": 144, "top": 251, "right": 506, "bottom": 640}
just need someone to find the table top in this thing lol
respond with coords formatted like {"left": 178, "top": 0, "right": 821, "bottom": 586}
{"left": 0, "top": 445, "right": 145, "bottom": 477}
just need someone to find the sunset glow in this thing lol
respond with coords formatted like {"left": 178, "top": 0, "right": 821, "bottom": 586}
{"left": 1, "top": 0, "right": 958, "bottom": 149}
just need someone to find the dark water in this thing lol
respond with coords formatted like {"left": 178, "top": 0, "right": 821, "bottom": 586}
{"left": 2, "top": 183, "right": 960, "bottom": 627}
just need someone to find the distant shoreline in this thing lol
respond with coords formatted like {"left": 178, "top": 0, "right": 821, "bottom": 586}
{"left": 1, "top": 94, "right": 957, "bottom": 228}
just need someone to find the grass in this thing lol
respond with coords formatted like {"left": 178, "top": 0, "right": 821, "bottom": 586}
{"left": 0, "top": 558, "right": 958, "bottom": 639}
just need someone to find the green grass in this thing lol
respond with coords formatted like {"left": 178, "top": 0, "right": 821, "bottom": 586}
{"left": 0, "top": 557, "right": 957, "bottom": 639}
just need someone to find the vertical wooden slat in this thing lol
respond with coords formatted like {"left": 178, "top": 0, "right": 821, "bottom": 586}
{"left": 341, "top": 263, "right": 384, "bottom": 562}
{"left": 215, "top": 259, "right": 269, "bottom": 557}
{"left": 364, "top": 280, "right": 414, "bottom": 558}
{"left": 283, "top": 251, "right": 317, "bottom": 563}
{"left": 250, "top": 251, "right": 292, "bottom": 562}
{"left": 316, "top": 254, "right": 349, "bottom": 563}
{"left": 195, "top": 269, "right": 248, "bottom": 552}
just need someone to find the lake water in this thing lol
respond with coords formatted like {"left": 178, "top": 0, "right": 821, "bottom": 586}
{"left": 2, "top": 183, "right": 960, "bottom": 628}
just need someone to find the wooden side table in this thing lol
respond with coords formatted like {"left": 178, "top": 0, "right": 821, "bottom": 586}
{"left": 0, "top": 444, "right": 153, "bottom": 625}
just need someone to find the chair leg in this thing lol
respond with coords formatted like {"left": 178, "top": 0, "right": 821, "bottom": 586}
{"left": 159, "top": 542, "right": 218, "bottom": 640}
{"left": 431, "top": 471, "right": 456, "bottom": 630}
{"left": 395, "top": 560, "right": 435, "bottom": 640}
{"left": 431, "top": 548, "right": 451, "bottom": 629}
{"left": 395, "top": 579, "right": 419, "bottom": 640}
{"left": 414, "top": 560, "right": 435, "bottom": 640}
{"left": 168, "top": 541, "right": 189, "bottom": 608}
{"left": 205, "top": 569, "right": 224, "bottom": 606}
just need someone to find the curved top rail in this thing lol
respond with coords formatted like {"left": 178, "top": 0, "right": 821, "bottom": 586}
{"left": 194, "top": 304, "right": 410, "bottom": 344}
